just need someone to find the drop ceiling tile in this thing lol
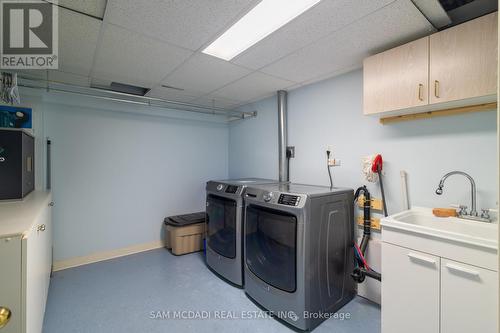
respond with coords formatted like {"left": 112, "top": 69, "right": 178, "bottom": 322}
{"left": 190, "top": 96, "right": 243, "bottom": 109}
{"left": 146, "top": 86, "right": 203, "bottom": 103}
{"left": 55, "top": 0, "right": 108, "bottom": 18}
{"left": 58, "top": 8, "right": 102, "bottom": 76}
{"left": 260, "top": 0, "right": 434, "bottom": 83}
{"left": 92, "top": 24, "right": 193, "bottom": 89}
{"left": 162, "top": 53, "right": 251, "bottom": 94}
{"left": 90, "top": 77, "right": 112, "bottom": 88}
{"left": 212, "top": 72, "right": 295, "bottom": 102}
{"left": 232, "top": 0, "right": 395, "bottom": 69}
{"left": 48, "top": 70, "right": 90, "bottom": 86}
{"left": 104, "top": 0, "right": 258, "bottom": 51}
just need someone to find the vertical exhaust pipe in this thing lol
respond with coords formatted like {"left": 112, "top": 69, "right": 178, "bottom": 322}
{"left": 278, "top": 90, "right": 288, "bottom": 182}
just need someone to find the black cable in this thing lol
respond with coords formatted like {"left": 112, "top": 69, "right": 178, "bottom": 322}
{"left": 326, "top": 151, "right": 333, "bottom": 188}
{"left": 286, "top": 156, "right": 290, "bottom": 182}
{"left": 286, "top": 148, "right": 292, "bottom": 182}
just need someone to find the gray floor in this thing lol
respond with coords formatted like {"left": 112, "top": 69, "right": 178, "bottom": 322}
{"left": 43, "top": 248, "right": 380, "bottom": 333}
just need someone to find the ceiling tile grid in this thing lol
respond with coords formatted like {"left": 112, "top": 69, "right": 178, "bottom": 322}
{"left": 91, "top": 23, "right": 193, "bottom": 88}
{"left": 231, "top": 0, "right": 396, "bottom": 70}
{"left": 58, "top": 0, "right": 108, "bottom": 18}
{"left": 161, "top": 53, "right": 251, "bottom": 94}
{"left": 57, "top": 8, "right": 102, "bottom": 76}
{"left": 17, "top": 0, "right": 439, "bottom": 109}
{"left": 211, "top": 72, "right": 296, "bottom": 102}
{"left": 103, "top": 0, "right": 260, "bottom": 51}
{"left": 259, "top": 0, "right": 435, "bottom": 83}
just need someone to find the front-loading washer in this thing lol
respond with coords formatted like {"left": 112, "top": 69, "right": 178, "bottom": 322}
{"left": 243, "top": 183, "right": 356, "bottom": 330}
{"left": 205, "top": 178, "right": 280, "bottom": 287}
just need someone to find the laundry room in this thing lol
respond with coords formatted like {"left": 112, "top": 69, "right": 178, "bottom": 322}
{"left": 0, "top": 1, "right": 498, "bottom": 333}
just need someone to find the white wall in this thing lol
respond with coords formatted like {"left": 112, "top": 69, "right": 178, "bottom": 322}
{"left": 23, "top": 90, "right": 229, "bottom": 262}
{"left": 229, "top": 69, "right": 498, "bottom": 303}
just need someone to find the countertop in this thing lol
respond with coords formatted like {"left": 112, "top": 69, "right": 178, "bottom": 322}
{"left": 0, "top": 191, "right": 52, "bottom": 238}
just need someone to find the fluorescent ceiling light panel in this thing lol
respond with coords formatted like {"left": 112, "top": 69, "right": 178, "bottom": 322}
{"left": 202, "top": 0, "right": 321, "bottom": 61}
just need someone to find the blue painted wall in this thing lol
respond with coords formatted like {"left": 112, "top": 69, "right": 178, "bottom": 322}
{"left": 229, "top": 69, "right": 498, "bottom": 213}
{"left": 24, "top": 90, "right": 229, "bottom": 262}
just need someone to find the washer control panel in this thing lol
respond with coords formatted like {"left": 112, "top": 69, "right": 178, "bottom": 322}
{"left": 278, "top": 194, "right": 301, "bottom": 206}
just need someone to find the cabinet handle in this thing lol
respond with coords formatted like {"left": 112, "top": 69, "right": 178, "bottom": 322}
{"left": 434, "top": 80, "right": 440, "bottom": 98}
{"left": 418, "top": 84, "right": 424, "bottom": 101}
{"left": 408, "top": 252, "right": 436, "bottom": 265}
{"left": 445, "top": 263, "right": 479, "bottom": 277}
{"left": 0, "top": 306, "right": 11, "bottom": 329}
{"left": 37, "top": 224, "right": 46, "bottom": 232}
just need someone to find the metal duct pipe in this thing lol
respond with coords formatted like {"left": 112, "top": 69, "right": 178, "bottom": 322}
{"left": 278, "top": 90, "right": 288, "bottom": 182}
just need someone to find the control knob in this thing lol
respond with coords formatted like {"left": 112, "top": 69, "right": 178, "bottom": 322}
{"left": 263, "top": 192, "right": 274, "bottom": 202}
{"left": 216, "top": 184, "right": 224, "bottom": 191}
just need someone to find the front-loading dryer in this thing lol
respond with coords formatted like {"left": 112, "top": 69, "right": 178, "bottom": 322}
{"left": 205, "top": 178, "right": 280, "bottom": 287}
{"left": 243, "top": 183, "right": 356, "bottom": 331}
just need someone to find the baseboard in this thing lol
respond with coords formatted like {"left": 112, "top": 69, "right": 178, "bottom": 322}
{"left": 52, "top": 240, "right": 166, "bottom": 271}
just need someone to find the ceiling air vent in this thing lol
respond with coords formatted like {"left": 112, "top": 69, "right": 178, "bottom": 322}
{"left": 412, "top": 0, "right": 497, "bottom": 28}
{"left": 108, "top": 82, "right": 150, "bottom": 96}
{"left": 438, "top": 0, "right": 497, "bottom": 26}
{"left": 439, "top": 0, "right": 475, "bottom": 11}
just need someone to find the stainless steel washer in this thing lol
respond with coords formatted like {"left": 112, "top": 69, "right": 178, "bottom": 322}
{"left": 243, "top": 183, "right": 356, "bottom": 330}
{"left": 205, "top": 178, "right": 279, "bottom": 287}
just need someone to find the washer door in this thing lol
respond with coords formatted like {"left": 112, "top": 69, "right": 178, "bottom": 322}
{"left": 206, "top": 194, "right": 237, "bottom": 259}
{"left": 245, "top": 205, "right": 297, "bottom": 292}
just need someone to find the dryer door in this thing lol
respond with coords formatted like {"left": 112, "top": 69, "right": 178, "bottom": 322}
{"left": 245, "top": 205, "right": 297, "bottom": 292}
{"left": 206, "top": 194, "right": 237, "bottom": 259}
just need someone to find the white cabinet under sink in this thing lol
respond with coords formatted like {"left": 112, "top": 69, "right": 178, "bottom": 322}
{"left": 441, "top": 259, "right": 497, "bottom": 333}
{"left": 381, "top": 243, "right": 440, "bottom": 333}
{"left": 381, "top": 208, "right": 498, "bottom": 333}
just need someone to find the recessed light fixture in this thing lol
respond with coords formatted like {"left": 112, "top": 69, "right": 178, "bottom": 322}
{"left": 202, "top": 0, "right": 321, "bottom": 61}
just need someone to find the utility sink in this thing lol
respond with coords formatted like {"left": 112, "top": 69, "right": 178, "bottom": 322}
{"left": 381, "top": 207, "right": 498, "bottom": 270}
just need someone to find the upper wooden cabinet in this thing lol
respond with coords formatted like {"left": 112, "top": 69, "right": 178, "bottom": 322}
{"left": 430, "top": 12, "right": 498, "bottom": 104}
{"left": 363, "top": 12, "right": 498, "bottom": 116}
{"left": 364, "top": 37, "right": 429, "bottom": 115}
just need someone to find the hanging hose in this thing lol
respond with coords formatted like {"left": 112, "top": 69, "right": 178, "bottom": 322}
{"left": 352, "top": 186, "right": 381, "bottom": 283}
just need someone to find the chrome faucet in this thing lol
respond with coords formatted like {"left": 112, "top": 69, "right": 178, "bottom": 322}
{"left": 435, "top": 171, "right": 490, "bottom": 222}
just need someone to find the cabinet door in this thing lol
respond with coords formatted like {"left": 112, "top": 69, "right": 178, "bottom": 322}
{"left": 0, "top": 236, "right": 22, "bottom": 333}
{"left": 363, "top": 37, "right": 429, "bottom": 115}
{"left": 24, "top": 204, "right": 52, "bottom": 333}
{"left": 381, "top": 243, "right": 440, "bottom": 333}
{"left": 441, "top": 259, "right": 498, "bottom": 333}
{"left": 429, "top": 12, "right": 498, "bottom": 104}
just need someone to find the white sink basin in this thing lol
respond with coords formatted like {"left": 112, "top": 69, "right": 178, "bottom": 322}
{"left": 382, "top": 207, "right": 498, "bottom": 250}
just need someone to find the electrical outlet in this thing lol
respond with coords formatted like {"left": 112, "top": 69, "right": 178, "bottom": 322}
{"left": 328, "top": 158, "right": 341, "bottom": 167}
{"left": 287, "top": 146, "right": 295, "bottom": 158}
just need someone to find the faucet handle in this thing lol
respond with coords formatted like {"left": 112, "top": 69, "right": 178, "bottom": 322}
{"left": 451, "top": 204, "right": 468, "bottom": 215}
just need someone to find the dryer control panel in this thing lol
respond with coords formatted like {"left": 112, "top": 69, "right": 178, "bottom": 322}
{"left": 225, "top": 185, "right": 239, "bottom": 194}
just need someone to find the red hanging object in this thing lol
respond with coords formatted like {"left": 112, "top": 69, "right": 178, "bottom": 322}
{"left": 371, "top": 154, "right": 383, "bottom": 173}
